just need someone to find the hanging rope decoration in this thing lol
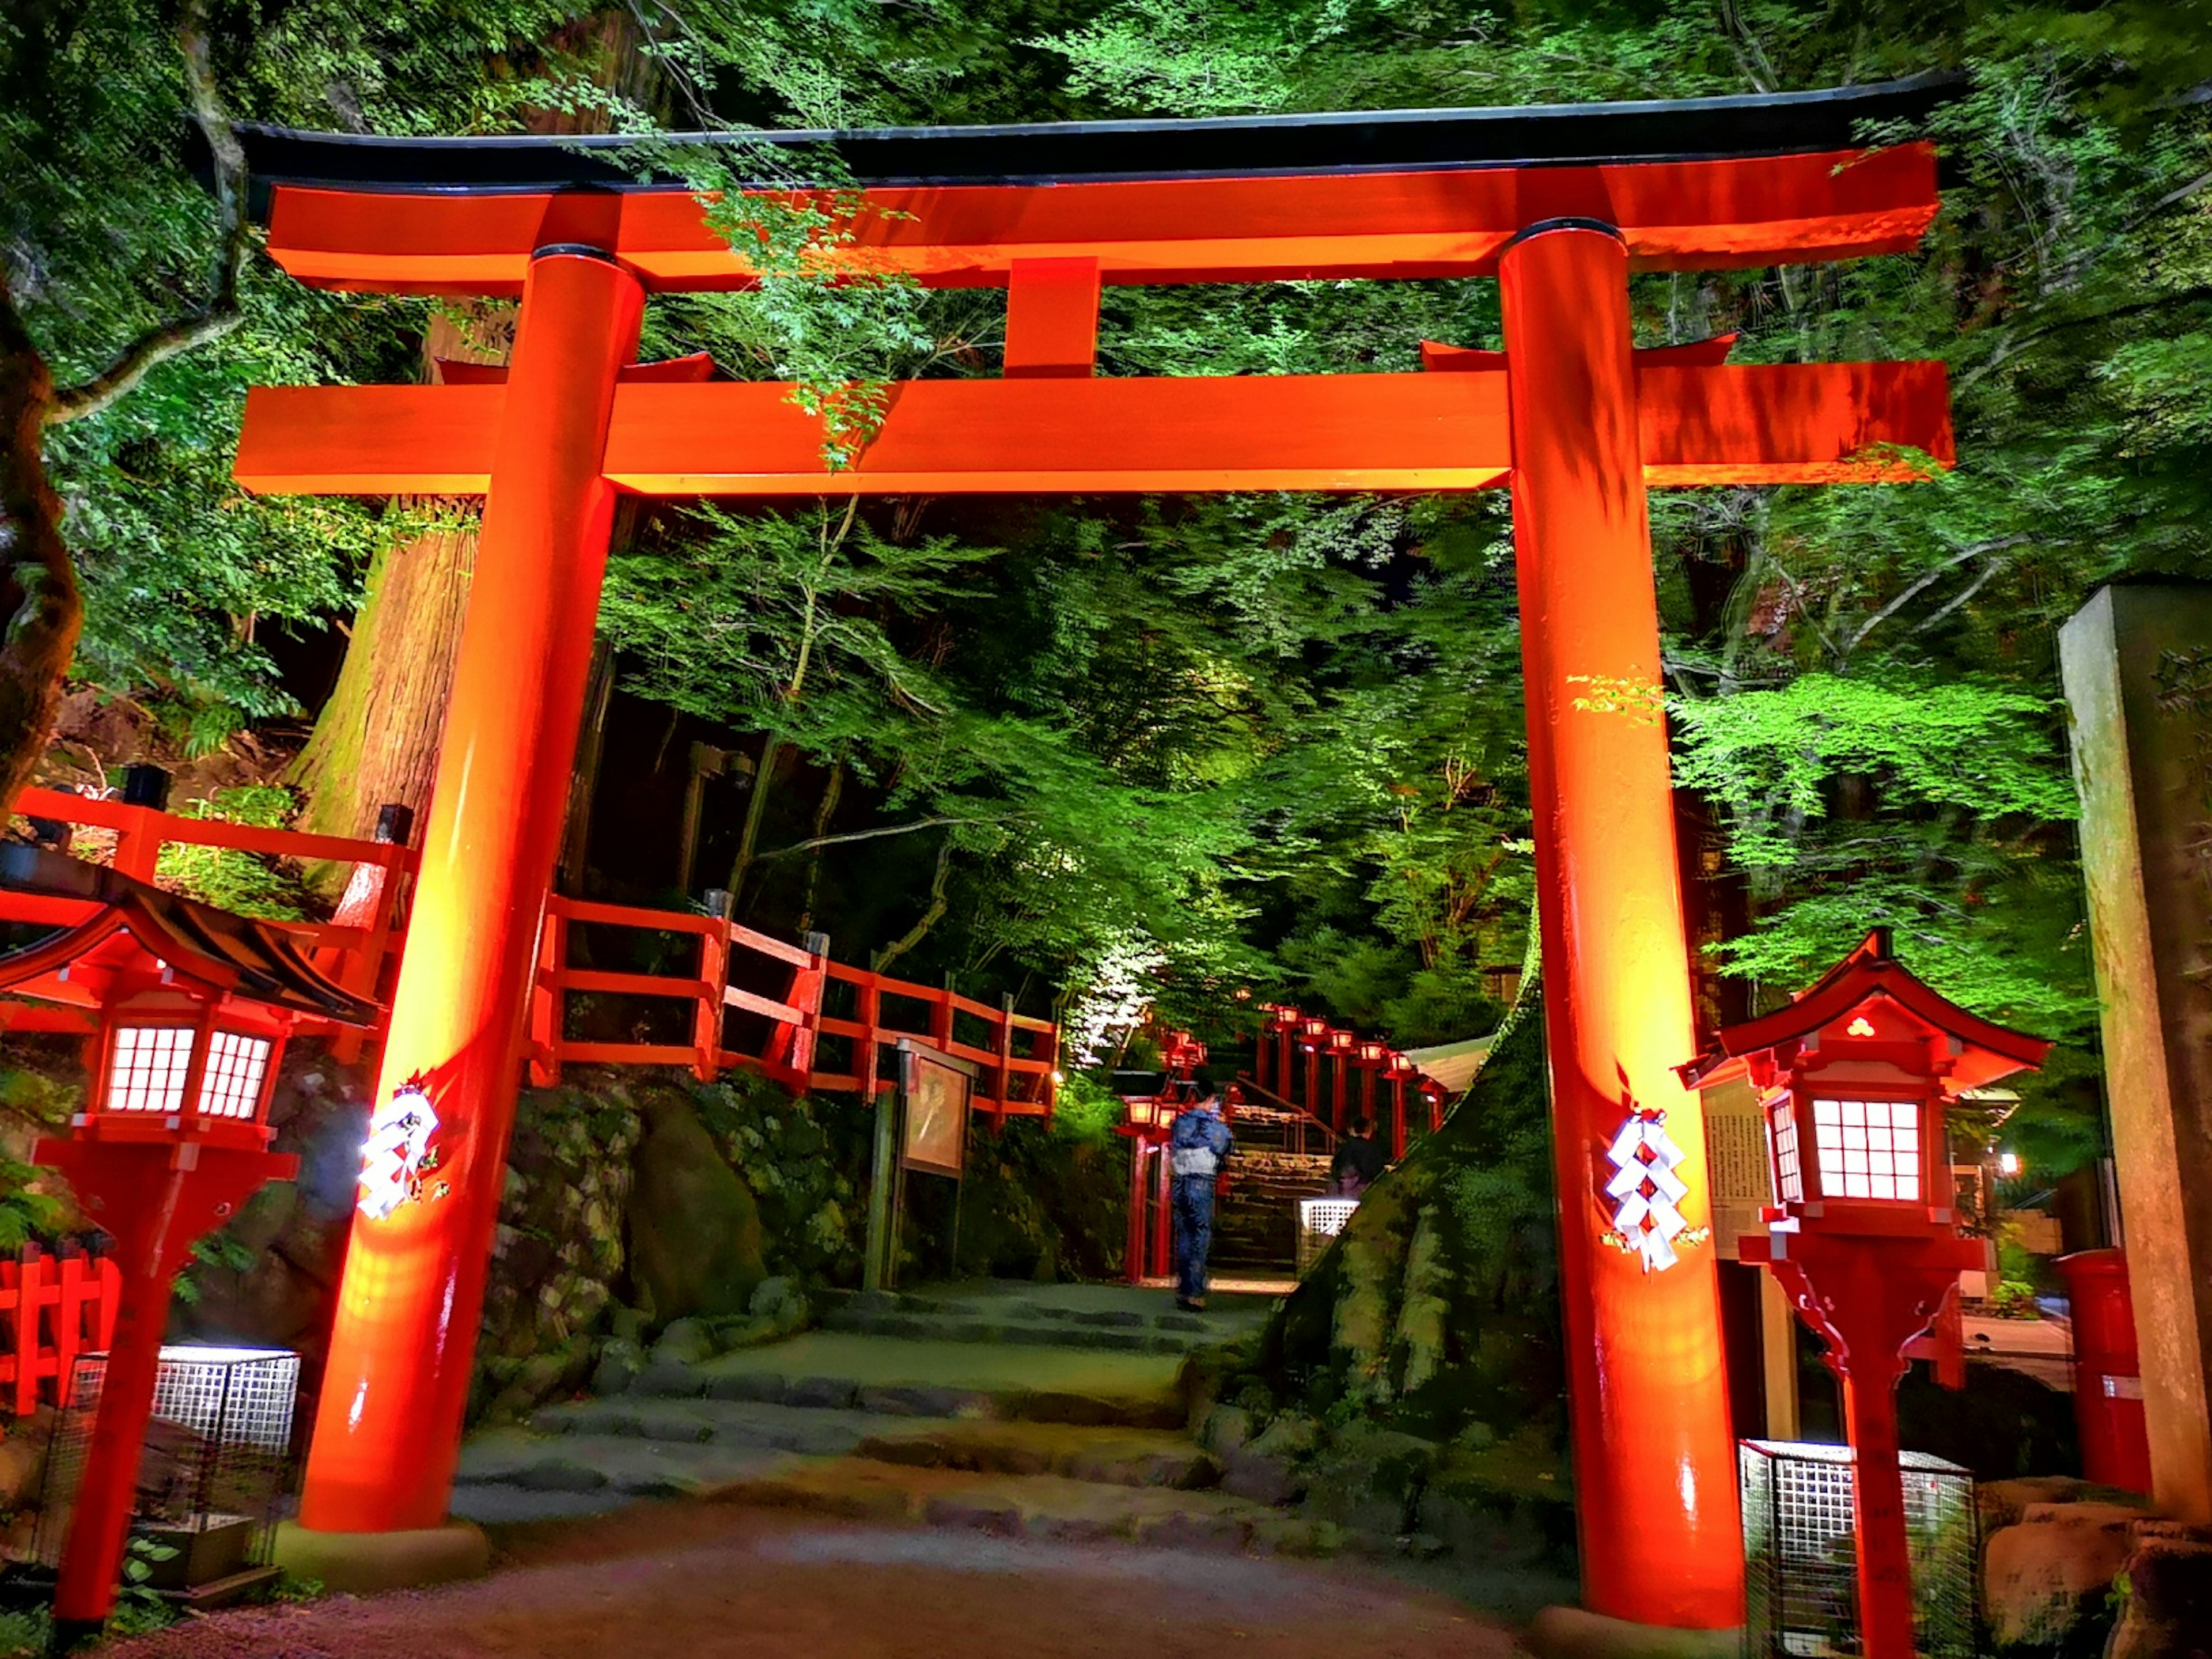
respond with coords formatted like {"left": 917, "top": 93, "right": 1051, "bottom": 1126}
{"left": 1602, "top": 1108, "right": 1710, "bottom": 1272}
{"left": 358, "top": 1078, "right": 448, "bottom": 1220}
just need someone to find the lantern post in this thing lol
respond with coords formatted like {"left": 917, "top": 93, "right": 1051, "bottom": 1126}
{"left": 0, "top": 847, "right": 378, "bottom": 1639}
{"left": 1678, "top": 930, "right": 2051, "bottom": 1659}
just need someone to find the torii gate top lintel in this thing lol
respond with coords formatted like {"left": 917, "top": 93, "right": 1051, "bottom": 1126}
{"left": 238, "top": 74, "right": 1955, "bottom": 294}
{"left": 233, "top": 77, "right": 1956, "bottom": 500}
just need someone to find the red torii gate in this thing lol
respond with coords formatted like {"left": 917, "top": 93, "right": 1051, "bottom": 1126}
{"left": 228, "top": 82, "right": 1955, "bottom": 1634}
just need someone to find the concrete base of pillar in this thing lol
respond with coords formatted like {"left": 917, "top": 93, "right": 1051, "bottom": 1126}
{"left": 274, "top": 1519, "right": 490, "bottom": 1594}
{"left": 1525, "top": 1607, "right": 1744, "bottom": 1659}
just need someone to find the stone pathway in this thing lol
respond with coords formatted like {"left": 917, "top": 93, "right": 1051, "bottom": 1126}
{"left": 451, "top": 1283, "right": 1313, "bottom": 1550}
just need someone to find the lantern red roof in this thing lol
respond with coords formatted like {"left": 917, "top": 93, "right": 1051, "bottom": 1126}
{"left": 1675, "top": 927, "right": 2050, "bottom": 1096}
{"left": 0, "top": 846, "right": 380, "bottom": 1025}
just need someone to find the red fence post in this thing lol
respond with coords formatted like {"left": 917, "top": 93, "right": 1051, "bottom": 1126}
{"left": 109, "top": 806, "right": 160, "bottom": 885}
{"left": 19, "top": 1252, "right": 51, "bottom": 1414}
{"left": 0, "top": 1256, "right": 22, "bottom": 1418}
{"left": 528, "top": 902, "right": 567, "bottom": 1089}
{"left": 995, "top": 994, "right": 1017, "bottom": 1119}
{"left": 859, "top": 978, "right": 883, "bottom": 1104}
{"left": 694, "top": 893, "right": 732, "bottom": 1084}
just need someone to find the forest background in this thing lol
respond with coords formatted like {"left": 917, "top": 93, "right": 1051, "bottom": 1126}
{"left": 5, "top": 0, "right": 2211, "bottom": 1187}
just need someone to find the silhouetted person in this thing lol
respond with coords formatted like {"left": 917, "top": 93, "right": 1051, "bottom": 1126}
{"left": 1168, "top": 1080, "right": 1233, "bottom": 1310}
{"left": 1329, "top": 1116, "right": 1388, "bottom": 1199}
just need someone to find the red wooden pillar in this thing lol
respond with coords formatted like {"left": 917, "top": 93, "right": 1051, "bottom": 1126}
{"left": 43, "top": 1141, "right": 293, "bottom": 1633}
{"left": 1124, "top": 1139, "right": 1149, "bottom": 1286}
{"left": 1149, "top": 1147, "right": 1172, "bottom": 1281}
{"left": 1499, "top": 221, "right": 1742, "bottom": 1628}
{"left": 300, "top": 247, "right": 645, "bottom": 1536}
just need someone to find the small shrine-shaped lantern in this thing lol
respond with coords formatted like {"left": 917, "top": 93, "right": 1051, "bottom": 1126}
{"left": 1677, "top": 929, "right": 2050, "bottom": 1659}
{"left": 1678, "top": 927, "right": 2049, "bottom": 1244}
{"left": 0, "top": 844, "right": 378, "bottom": 1637}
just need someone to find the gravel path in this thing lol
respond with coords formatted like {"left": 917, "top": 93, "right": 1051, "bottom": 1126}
{"left": 92, "top": 1502, "right": 1527, "bottom": 1659}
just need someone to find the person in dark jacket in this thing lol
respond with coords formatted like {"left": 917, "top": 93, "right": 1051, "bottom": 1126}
{"left": 1167, "top": 1080, "right": 1234, "bottom": 1310}
{"left": 1328, "top": 1117, "right": 1388, "bottom": 1198}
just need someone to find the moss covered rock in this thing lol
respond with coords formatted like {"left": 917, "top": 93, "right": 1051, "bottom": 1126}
{"left": 627, "top": 1082, "right": 767, "bottom": 1326}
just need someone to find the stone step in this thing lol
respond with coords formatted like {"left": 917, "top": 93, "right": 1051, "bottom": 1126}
{"left": 697, "top": 1456, "right": 1358, "bottom": 1558}
{"left": 853, "top": 1419, "right": 1219, "bottom": 1490}
{"left": 628, "top": 1330, "right": 1194, "bottom": 1430}
{"left": 528, "top": 1394, "right": 885, "bottom": 1456}
{"left": 454, "top": 1426, "right": 804, "bottom": 1513}
{"left": 819, "top": 1308, "right": 1205, "bottom": 1354}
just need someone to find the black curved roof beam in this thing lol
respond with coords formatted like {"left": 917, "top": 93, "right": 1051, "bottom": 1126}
{"left": 228, "top": 72, "right": 1963, "bottom": 203}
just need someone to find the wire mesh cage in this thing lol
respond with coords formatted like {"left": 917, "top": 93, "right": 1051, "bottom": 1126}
{"left": 1296, "top": 1198, "right": 1359, "bottom": 1277}
{"left": 1740, "top": 1439, "right": 1977, "bottom": 1659}
{"left": 34, "top": 1346, "right": 300, "bottom": 1598}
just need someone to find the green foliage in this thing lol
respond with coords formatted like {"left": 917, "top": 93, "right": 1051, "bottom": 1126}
{"left": 0, "top": 1063, "right": 77, "bottom": 1248}
{"left": 0, "top": 1608, "right": 45, "bottom": 1658}
{"left": 172, "top": 1228, "right": 257, "bottom": 1309}
{"left": 13, "top": 0, "right": 2208, "bottom": 1186}
{"left": 154, "top": 786, "right": 315, "bottom": 921}
{"left": 110, "top": 1534, "right": 182, "bottom": 1635}
{"left": 1050, "top": 1071, "right": 1126, "bottom": 1145}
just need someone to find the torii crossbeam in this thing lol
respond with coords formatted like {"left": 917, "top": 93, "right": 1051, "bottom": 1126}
{"left": 226, "top": 77, "right": 1957, "bottom": 1635}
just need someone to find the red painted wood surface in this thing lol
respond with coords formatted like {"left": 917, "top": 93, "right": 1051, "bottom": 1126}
{"left": 260, "top": 144, "right": 1936, "bottom": 294}
{"left": 1501, "top": 224, "right": 1740, "bottom": 1626}
{"left": 235, "top": 359, "right": 1949, "bottom": 498}
{"left": 302, "top": 248, "right": 647, "bottom": 1535}
{"left": 0, "top": 787, "right": 412, "bottom": 1040}
{"left": 0, "top": 1249, "right": 120, "bottom": 1418}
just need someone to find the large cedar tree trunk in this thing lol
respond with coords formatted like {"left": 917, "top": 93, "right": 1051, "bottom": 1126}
{"left": 289, "top": 13, "right": 660, "bottom": 856}
{"left": 0, "top": 279, "right": 83, "bottom": 815}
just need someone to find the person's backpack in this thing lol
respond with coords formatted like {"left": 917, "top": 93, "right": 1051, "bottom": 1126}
{"left": 1169, "top": 1106, "right": 1230, "bottom": 1175}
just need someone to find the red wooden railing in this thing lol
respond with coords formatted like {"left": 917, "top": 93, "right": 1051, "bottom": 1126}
{"left": 1248, "top": 1003, "right": 1448, "bottom": 1160}
{"left": 527, "top": 894, "right": 1058, "bottom": 1118}
{"left": 0, "top": 1246, "right": 119, "bottom": 1416}
{"left": 2, "top": 786, "right": 1059, "bottom": 1115}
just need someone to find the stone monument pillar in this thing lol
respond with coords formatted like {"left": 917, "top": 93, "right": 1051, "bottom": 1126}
{"left": 2059, "top": 583, "right": 2212, "bottom": 1524}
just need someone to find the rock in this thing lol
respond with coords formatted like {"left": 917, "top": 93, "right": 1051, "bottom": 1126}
{"left": 632, "top": 1356, "right": 711, "bottom": 1397}
{"left": 749, "top": 1277, "right": 809, "bottom": 1336}
{"left": 2106, "top": 1532, "right": 2212, "bottom": 1659}
{"left": 1219, "top": 1414, "right": 1317, "bottom": 1506}
{"left": 706, "top": 1314, "right": 780, "bottom": 1353}
{"left": 1984, "top": 1502, "right": 2143, "bottom": 1649}
{"left": 610, "top": 1306, "right": 649, "bottom": 1345}
{"left": 652, "top": 1318, "right": 716, "bottom": 1367}
{"left": 590, "top": 1338, "right": 646, "bottom": 1397}
{"left": 626, "top": 1086, "right": 766, "bottom": 1325}
{"left": 1978, "top": 1475, "right": 2142, "bottom": 1537}
{"left": 1197, "top": 1406, "right": 1254, "bottom": 1459}
{"left": 1413, "top": 1442, "right": 1575, "bottom": 1568}
{"left": 1303, "top": 1425, "right": 1437, "bottom": 1538}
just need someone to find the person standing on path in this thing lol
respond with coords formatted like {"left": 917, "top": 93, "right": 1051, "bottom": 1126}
{"left": 1168, "top": 1080, "right": 1234, "bottom": 1311}
{"left": 1328, "top": 1116, "right": 1388, "bottom": 1199}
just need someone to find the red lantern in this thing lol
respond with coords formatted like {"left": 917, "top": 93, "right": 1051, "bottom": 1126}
{"left": 1677, "top": 930, "right": 2050, "bottom": 1659}
{"left": 0, "top": 847, "right": 378, "bottom": 1634}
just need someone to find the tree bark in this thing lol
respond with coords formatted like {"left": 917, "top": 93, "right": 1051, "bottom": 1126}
{"left": 0, "top": 274, "right": 83, "bottom": 815}
{"left": 287, "top": 10, "right": 661, "bottom": 856}
{"left": 287, "top": 491, "right": 478, "bottom": 849}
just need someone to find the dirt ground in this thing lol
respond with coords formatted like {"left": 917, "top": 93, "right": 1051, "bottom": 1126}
{"left": 94, "top": 1502, "right": 1529, "bottom": 1659}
